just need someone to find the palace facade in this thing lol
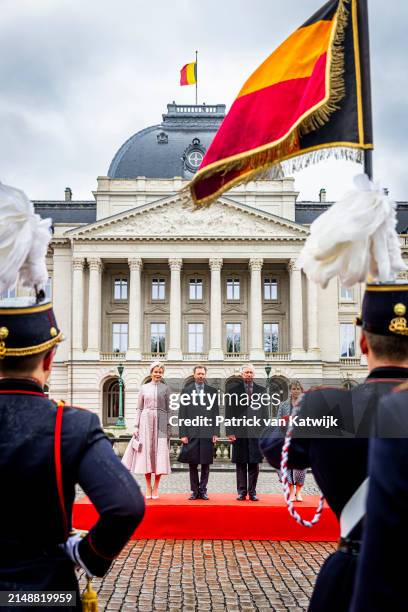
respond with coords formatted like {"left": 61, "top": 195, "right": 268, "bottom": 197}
{"left": 21, "top": 103, "right": 408, "bottom": 433}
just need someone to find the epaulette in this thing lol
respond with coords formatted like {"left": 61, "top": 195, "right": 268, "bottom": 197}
{"left": 305, "top": 385, "right": 349, "bottom": 394}
{"left": 393, "top": 381, "right": 408, "bottom": 393}
{"left": 52, "top": 399, "right": 91, "bottom": 412}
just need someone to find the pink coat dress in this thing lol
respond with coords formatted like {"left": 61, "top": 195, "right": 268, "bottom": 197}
{"left": 122, "top": 381, "right": 171, "bottom": 475}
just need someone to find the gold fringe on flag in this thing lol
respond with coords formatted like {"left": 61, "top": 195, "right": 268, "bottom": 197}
{"left": 186, "top": 0, "right": 371, "bottom": 208}
{"left": 190, "top": 0, "right": 350, "bottom": 199}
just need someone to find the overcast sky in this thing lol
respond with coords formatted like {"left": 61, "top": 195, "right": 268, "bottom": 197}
{"left": 1, "top": 0, "right": 407, "bottom": 203}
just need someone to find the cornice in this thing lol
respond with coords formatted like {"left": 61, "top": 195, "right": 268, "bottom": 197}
{"left": 66, "top": 193, "right": 309, "bottom": 240}
{"left": 66, "top": 194, "right": 182, "bottom": 237}
{"left": 51, "top": 238, "right": 71, "bottom": 248}
{"left": 71, "top": 235, "right": 306, "bottom": 243}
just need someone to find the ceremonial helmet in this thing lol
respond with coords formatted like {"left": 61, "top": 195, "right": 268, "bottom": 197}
{"left": 0, "top": 182, "right": 63, "bottom": 360}
{"left": 356, "top": 282, "right": 408, "bottom": 338}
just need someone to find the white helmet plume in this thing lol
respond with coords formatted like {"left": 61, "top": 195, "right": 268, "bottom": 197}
{"left": 298, "top": 174, "right": 406, "bottom": 288}
{"left": 0, "top": 182, "right": 52, "bottom": 296}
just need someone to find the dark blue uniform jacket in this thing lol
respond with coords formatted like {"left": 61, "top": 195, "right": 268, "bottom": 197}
{"left": 260, "top": 367, "right": 408, "bottom": 612}
{"left": 0, "top": 378, "right": 145, "bottom": 609}
{"left": 350, "top": 387, "right": 408, "bottom": 612}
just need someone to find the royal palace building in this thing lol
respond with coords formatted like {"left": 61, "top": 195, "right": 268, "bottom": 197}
{"left": 9, "top": 103, "right": 408, "bottom": 434}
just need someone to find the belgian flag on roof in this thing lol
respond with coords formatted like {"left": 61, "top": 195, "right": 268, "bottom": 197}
{"left": 190, "top": 0, "right": 373, "bottom": 206}
{"left": 180, "top": 62, "right": 197, "bottom": 86}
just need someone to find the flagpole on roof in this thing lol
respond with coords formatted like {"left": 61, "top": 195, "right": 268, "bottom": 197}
{"left": 195, "top": 50, "right": 198, "bottom": 105}
{"left": 359, "top": 0, "right": 373, "bottom": 180}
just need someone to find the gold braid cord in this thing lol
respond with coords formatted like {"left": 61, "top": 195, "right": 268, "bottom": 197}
{"left": 82, "top": 577, "right": 98, "bottom": 612}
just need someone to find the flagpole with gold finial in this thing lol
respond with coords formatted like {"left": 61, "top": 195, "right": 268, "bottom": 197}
{"left": 195, "top": 50, "right": 198, "bottom": 105}
{"left": 358, "top": 0, "right": 373, "bottom": 180}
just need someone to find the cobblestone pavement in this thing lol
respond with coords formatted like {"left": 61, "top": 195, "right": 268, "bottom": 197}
{"left": 77, "top": 471, "right": 326, "bottom": 610}
{"left": 79, "top": 539, "right": 335, "bottom": 611}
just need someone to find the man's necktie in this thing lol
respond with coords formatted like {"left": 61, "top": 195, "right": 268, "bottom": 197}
{"left": 197, "top": 384, "right": 204, "bottom": 403}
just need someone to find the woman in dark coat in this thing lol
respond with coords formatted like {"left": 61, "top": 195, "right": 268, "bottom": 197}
{"left": 276, "top": 380, "right": 306, "bottom": 501}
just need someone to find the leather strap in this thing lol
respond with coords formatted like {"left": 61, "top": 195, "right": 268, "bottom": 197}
{"left": 54, "top": 400, "right": 69, "bottom": 539}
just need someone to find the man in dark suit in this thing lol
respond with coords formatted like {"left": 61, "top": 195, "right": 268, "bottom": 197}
{"left": 260, "top": 284, "right": 408, "bottom": 612}
{"left": 226, "top": 364, "right": 267, "bottom": 501}
{"left": 0, "top": 298, "right": 145, "bottom": 610}
{"left": 350, "top": 383, "right": 408, "bottom": 612}
{"left": 178, "top": 365, "right": 219, "bottom": 500}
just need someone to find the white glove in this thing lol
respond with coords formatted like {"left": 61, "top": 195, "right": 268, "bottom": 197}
{"left": 61, "top": 534, "right": 93, "bottom": 578}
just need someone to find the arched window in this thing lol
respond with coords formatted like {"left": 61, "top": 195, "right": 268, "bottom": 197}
{"left": 182, "top": 375, "right": 195, "bottom": 391}
{"left": 269, "top": 376, "right": 289, "bottom": 404}
{"left": 225, "top": 375, "right": 241, "bottom": 393}
{"left": 343, "top": 379, "right": 357, "bottom": 390}
{"left": 103, "top": 378, "right": 125, "bottom": 426}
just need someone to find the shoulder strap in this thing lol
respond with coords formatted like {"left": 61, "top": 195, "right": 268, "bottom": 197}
{"left": 54, "top": 400, "right": 69, "bottom": 540}
{"left": 340, "top": 477, "right": 369, "bottom": 538}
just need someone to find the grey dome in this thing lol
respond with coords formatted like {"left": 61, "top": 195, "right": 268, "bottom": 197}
{"left": 108, "top": 103, "right": 226, "bottom": 180}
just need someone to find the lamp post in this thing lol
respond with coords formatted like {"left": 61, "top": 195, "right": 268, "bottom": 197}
{"left": 264, "top": 363, "right": 272, "bottom": 418}
{"left": 115, "top": 363, "right": 126, "bottom": 428}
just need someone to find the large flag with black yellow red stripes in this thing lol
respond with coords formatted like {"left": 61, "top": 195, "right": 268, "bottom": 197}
{"left": 189, "top": 0, "right": 373, "bottom": 206}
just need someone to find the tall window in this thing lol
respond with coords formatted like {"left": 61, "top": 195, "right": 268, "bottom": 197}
{"left": 340, "top": 323, "right": 356, "bottom": 357}
{"left": 114, "top": 277, "right": 128, "bottom": 300}
{"left": 226, "top": 323, "right": 241, "bottom": 353}
{"left": 189, "top": 278, "right": 203, "bottom": 300}
{"left": 226, "top": 278, "right": 240, "bottom": 300}
{"left": 264, "top": 323, "right": 279, "bottom": 353}
{"left": 340, "top": 286, "right": 353, "bottom": 301}
{"left": 152, "top": 278, "right": 166, "bottom": 300}
{"left": 112, "top": 323, "right": 128, "bottom": 352}
{"left": 44, "top": 277, "right": 52, "bottom": 300}
{"left": 188, "top": 323, "right": 204, "bottom": 353}
{"left": 264, "top": 278, "right": 278, "bottom": 300}
{"left": 151, "top": 323, "right": 166, "bottom": 353}
{"left": 103, "top": 378, "right": 125, "bottom": 426}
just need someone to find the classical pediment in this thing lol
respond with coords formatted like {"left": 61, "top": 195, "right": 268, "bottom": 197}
{"left": 66, "top": 195, "right": 308, "bottom": 241}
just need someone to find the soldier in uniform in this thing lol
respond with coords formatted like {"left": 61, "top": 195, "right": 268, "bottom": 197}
{"left": 350, "top": 382, "right": 408, "bottom": 612}
{"left": 0, "top": 183, "right": 145, "bottom": 610}
{"left": 178, "top": 365, "right": 219, "bottom": 499}
{"left": 260, "top": 284, "right": 408, "bottom": 611}
{"left": 226, "top": 364, "right": 268, "bottom": 501}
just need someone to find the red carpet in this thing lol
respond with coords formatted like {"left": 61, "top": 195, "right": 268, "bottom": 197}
{"left": 73, "top": 494, "right": 338, "bottom": 541}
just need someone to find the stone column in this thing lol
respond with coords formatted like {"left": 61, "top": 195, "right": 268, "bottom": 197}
{"left": 167, "top": 258, "right": 183, "bottom": 360}
{"left": 72, "top": 257, "right": 85, "bottom": 355}
{"left": 86, "top": 258, "right": 103, "bottom": 356}
{"left": 52, "top": 247, "right": 72, "bottom": 362}
{"left": 208, "top": 258, "right": 224, "bottom": 361}
{"left": 307, "top": 277, "right": 320, "bottom": 357}
{"left": 288, "top": 258, "right": 305, "bottom": 358}
{"left": 127, "top": 258, "right": 143, "bottom": 360}
{"left": 249, "top": 258, "right": 264, "bottom": 361}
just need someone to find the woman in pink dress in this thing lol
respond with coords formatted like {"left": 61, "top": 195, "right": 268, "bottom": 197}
{"left": 122, "top": 361, "right": 171, "bottom": 499}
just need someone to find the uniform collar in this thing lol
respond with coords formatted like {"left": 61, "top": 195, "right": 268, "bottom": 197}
{"left": 366, "top": 366, "right": 408, "bottom": 380}
{"left": 0, "top": 377, "right": 45, "bottom": 395}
